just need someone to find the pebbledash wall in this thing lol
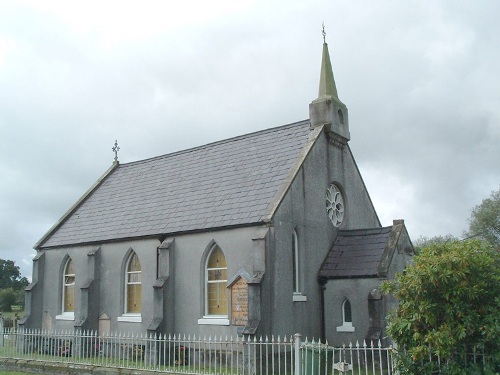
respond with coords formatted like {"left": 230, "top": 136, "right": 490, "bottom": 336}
{"left": 31, "top": 226, "right": 259, "bottom": 337}
{"left": 264, "top": 130, "right": 380, "bottom": 338}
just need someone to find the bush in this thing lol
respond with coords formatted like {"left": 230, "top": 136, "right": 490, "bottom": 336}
{"left": 382, "top": 239, "right": 500, "bottom": 372}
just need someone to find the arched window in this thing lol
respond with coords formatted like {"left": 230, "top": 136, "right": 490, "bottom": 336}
{"left": 292, "top": 230, "right": 299, "bottom": 293}
{"left": 125, "top": 251, "right": 142, "bottom": 314}
{"left": 292, "top": 230, "right": 307, "bottom": 302}
{"left": 337, "top": 298, "right": 355, "bottom": 332}
{"left": 63, "top": 258, "right": 75, "bottom": 314}
{"left": 206, "top": 246, "right": 227, "bottom": 316}
{"left": 338, "top": 109, "right": 344, "bottom": 124}
{"left": 342, "top": 299, "right": 352, "bottom": 324}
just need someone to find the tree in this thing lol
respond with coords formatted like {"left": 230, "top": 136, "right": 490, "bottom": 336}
{"left": 466, "top": 187, "right": 500, "bottom": 247}
{"left": 0, "top": 259, "right": 29, "bottom": 290}
{"left": 413, "top": 234, "right": 457, "bottom": 254}
{"left": 0, "top": 259, "right": 28, "bottom": 311}
{"left": 0, "top": 288, "right": 17, "bottom": 312}
{"left": 382, "top": 239, "right": 500, "bottom": 373}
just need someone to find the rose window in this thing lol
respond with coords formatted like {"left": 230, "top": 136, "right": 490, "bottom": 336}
{"left": 326, "top": 184, "right": 344, "bottom": 227}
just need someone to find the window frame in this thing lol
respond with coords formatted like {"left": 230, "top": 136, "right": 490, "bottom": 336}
{"left": 292, "top": 230, "right": 307, "bottom": 302}
{"left": 342, "top": 299, "right": 352, "bottom": 324}
{"left": 56, "top": 257, "right": 75, "bottom": 321}
{"left": 326, "top": 183, "right": 345, "bottom": 228}
{"left": 198, "top": 244, "right": 229, "bottom": 325}
{"left": 336, "top": 298, "right": 355, "bottom": 332}
{"left": 118, "top": 250, "right": 142, "bottom": 323}
{"left": 292, "top": 230, "right": 299, "bottom": 293}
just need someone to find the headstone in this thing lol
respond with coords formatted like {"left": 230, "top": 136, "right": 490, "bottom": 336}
{"left": 98, "top": 313, "right": 110, "bottom": 336}
{"left": 42, "top": 311, "right": 52, "bottom": 331}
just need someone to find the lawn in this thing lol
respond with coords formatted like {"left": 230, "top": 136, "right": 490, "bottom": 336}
{"left": 1, "top": 307, "right": 23, "bottom": 316}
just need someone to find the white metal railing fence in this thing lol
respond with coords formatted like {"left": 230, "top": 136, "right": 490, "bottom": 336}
{"left": 0, "top": 327, "right": 397, "bottom": 374}
{"left": 2, "top": 328, "right": 292, "bottom": 374}
{"left": 1, "top": 325, "right": 495, "bottom": 374}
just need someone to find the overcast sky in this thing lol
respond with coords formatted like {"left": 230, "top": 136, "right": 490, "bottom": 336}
{"left": 1, "top": 0, "right": 499, "bottom": 279}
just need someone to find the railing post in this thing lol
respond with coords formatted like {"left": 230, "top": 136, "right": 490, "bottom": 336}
{"left": 144, "top": 332, "right": 158, "bottom": 367}
{"left": 294, "top": 333, "right": 301, "bottom": 375}
{"left": 0, "top": 317, "right": 4, "bottom": 346}
{"left": 73, "top": 328, "right": 82, "bottom": 358}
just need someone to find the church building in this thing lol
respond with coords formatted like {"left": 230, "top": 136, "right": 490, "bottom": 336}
{"left": 22, "top": 39, "right": 413, "bottom": 346}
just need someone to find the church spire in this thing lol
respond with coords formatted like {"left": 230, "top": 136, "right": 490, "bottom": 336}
{"left": 317, "top": 25, "right": 339, "bottom": 101}
{"left": 309, "top": 26, "right": 350, "bottom": 144}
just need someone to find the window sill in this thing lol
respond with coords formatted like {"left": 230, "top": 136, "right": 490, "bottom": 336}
{"left": 56, "top": 313, "right": 75, "bottom": 321}
{"left": 336, "top": 323, "right": 355, "bottom": 332}
{"left": 293, "top": 293, "right": 307, "bottom": 302}
{"left": 198, "top": 317, "right": 230, "bottom": 326}
{"left": 118, "top": 315, "right": 142, "bottom": 323}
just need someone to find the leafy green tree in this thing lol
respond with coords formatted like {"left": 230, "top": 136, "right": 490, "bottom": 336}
{"left": 382, "top": 239, "right": 500, "bottom": 373}
{"left": 465, "top": 187, "right": 500, "bottom": 247}
{"left": 413, "top": 234, "right": 457, "bottom": 254}
{"left": 0, "top": 288, "right": 17, "bottom": 312}
{"left": 14, "top": 288, "right": 26, "bottom": 309}
{"left": 0, "top": 259, "right": 28, "bottom": 290}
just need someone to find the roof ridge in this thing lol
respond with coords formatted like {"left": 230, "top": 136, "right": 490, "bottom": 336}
{"left": 121, "top": 119, "right": 310, "bottom": 167}
{"left": 337, "top": 226, "right": 393, "bottom": 236}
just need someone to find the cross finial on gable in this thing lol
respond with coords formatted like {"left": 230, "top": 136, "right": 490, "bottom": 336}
{"left": 112, "top": 140, "right": 120, "bottom": 162}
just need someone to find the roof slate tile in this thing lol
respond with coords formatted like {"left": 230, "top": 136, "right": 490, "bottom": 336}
{"left": 319, "top": 226, "right": 394, "bottom": 279}
{"left": 40, "top": 121, "right": 311, "bottom": 248}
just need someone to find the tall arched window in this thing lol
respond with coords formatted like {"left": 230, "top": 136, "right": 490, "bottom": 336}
{"left": 292, "top": 230, "right": 299, "bottom": 293}
{"left": 63, "top": 258, "right": 75, "bottom": 314}
{"left": 125, "top": 251, "right": 142, "bottom": 314}
{"left": 292, "top": 230, "right": 307, "bottom": 302}
{"left": 206, "top": 246, "right": 227, "bottom": 316}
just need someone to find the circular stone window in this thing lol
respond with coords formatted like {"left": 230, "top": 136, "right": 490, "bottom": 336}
{"left": 326, "top": 184, "right": 344, "bottom": 227}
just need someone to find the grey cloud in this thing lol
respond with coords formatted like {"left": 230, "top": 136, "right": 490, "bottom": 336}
{"left": 1, "top": 0, "right": 499, "bottom": 279}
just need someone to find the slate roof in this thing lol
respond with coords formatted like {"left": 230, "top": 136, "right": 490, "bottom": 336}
{"left": 318, "top": 226, "right": 394, "bottom": 279}
{"left": 38, "top": 120, "right": 313, "bottom": 248}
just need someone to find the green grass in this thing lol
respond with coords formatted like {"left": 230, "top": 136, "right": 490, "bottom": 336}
{"left": 0, "top": 371, "right": 31, "bottom": 375}
{"left": 0, "top": 311, "right": 22, "bottom": 318}
{"left": 0, "top": 346, "right": 240, "bottom": 374}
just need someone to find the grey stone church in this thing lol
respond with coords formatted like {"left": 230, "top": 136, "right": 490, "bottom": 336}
{"left": 22, "top": 40, "right": 413, "bottom": 346}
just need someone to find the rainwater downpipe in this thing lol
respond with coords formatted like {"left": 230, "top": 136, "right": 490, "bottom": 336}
{"left": 318, "top": 276, "right": 328, "bottom": 341}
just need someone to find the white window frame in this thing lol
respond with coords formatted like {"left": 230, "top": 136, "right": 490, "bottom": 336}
{"left": 56, "top": 257, "right": 75, "bottom": 321}
{"left": 336, "top": 299, "right": 355, "bottom": 332}
{"left": 118, "top": 251, "right": 142, "bottom": 323}
{"left": 198, "top": 245, "right": 229, "bottom": 325}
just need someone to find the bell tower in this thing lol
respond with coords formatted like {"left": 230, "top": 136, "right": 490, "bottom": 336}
{"left": 309, "top": 28, "right": 350, "bottom": 144}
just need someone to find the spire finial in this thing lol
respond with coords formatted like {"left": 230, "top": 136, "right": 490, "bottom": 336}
{"left": 112, "top": 140, "right": 120, "bottom": 162}
{"left": 322, "top": 22, "right": 326, "bottom": 43}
